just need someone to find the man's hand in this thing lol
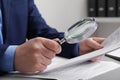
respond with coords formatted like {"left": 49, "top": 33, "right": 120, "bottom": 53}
{"left": 79, "top": 37, "right": 105, "bottom": 61}
{"left": 14, "top": 37, "right": 61, "bottom": 74}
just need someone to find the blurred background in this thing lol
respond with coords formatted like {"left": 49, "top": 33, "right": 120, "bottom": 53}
{"left": 35, "top": 0, "right": 120, "bottom": 38}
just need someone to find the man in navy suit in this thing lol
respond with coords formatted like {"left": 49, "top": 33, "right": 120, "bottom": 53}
{"left": 0, "top": 0, "right": 104, "bottom": 74}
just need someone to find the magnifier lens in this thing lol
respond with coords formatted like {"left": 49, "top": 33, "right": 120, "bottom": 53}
{"left": 59, "top": 18, "right": 97, "bottom": 44}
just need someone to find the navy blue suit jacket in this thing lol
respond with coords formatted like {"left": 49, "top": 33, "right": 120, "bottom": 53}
{"left": 0, "top": 0, "right": 79, "bottom": 58}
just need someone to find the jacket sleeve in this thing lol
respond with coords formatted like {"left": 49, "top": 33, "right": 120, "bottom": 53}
{"left": 0, "top": 44, "right": 9, "bottom": 57}
{"left": 27, "top": 0, "right": 79, "bottom": 58}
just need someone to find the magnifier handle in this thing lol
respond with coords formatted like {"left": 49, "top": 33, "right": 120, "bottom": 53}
{"left": 58, "top": 38, "right": 66, "bottom": 45}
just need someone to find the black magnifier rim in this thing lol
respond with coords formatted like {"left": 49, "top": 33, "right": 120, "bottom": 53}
{"left": 68, "top": 18, "right": 95, "bottom": 31}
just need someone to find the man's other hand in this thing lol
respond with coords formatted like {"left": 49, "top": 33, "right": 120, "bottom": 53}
{"left": 79, "top": 37, "right": 105, "bottom": 61}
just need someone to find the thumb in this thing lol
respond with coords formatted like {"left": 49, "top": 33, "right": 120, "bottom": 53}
{"left": 53, "top": 38, "right": 60, "bottom": 42}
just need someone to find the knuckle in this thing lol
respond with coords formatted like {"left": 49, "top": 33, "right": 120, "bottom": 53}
{"left": 43, "top": 66, "right": 47, "bottom": 70}
{"left": 33, "top": 63, "right": 43, "bottom": 71}
{"left": 44, "top": 58, "right": 52, "bottom": 65}
{"left": 29, "top": 64, "right": 39, "bottom": 72}
{"left": 44, "top": 52, "right": 55, "bottom": 59}
{"left": 32, "top": 53, "right": 39, "bottom": 59}
{"left": 39, "top": 65, "right": 47, "bottom": 72}
{"left": 50, "top": 53, "right": 55, "bottom": 59}
{"left": 47, "top": 60, "right": 52, "bottom": 65}
{"left": 85, "top": 38, "right": 91, "bottom": 44}
{"left": 48, "top": 51, "right": 55, "bottom": 56}
{"left": 32, "top": 61, "right": 39, "bottom": 67}
{"left": 85, "top": 38, "right": 90, "bottom": 42}
{"left": 32, "top": 43, "right": 40, "bottom": 51}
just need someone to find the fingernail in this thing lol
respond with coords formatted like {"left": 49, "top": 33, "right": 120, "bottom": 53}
{"left": 56, "top": 46, "right": 62, "bottom": 54}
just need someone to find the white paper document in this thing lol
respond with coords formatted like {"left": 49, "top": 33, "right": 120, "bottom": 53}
{"left": 102, "top": 27, "right": 120, "bottom": 47}
{"left": 11, "top": 59, "right": 120, "bottom": 80}
{"left": 9, "top": 27, "right": 120, "bottom": 80}
{"left": 32, "top": 61, "right": 120, "bottom": 80}
{"left": 46, "top": 26, "right": 120, "bottom": 71}
{"left": 102, "top": 27, "right": 120, "bottom": 60}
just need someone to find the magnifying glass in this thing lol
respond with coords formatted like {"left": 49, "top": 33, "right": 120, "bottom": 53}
{"left": 59, "top": 18, "right": 98, "bottom": 44}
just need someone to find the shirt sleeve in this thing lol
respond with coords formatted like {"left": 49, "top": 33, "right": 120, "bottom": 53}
{"left": 0, "top": 46, "right": 17, "bottom": 72}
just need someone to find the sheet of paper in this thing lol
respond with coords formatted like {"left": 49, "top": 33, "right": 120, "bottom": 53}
{"left": 11, "top": 61, "right": 120, "bottom": 80}
{"left": 38, "top": 61, "right": 120, "bottom": 80}
{"left": 101, "top": 27, "right": 120, "bottom": 58}
{"left": 43, "top": 44, "right": 120, "bottom": 72}
{"left": 102, "top": 27, "right": 120, "bottom": 47}
{"left": 44, "top": 57, "right": 69, "bottom": 71}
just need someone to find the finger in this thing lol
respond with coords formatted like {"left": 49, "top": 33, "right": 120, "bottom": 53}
{"left": 53, "top": 38, "right": 60, "bottom": 42}
{"left": 39, "top": 53, "right": 52, "bottom": 66}
{"left": 86, "top": 38, "right": 104, "bottom": 50}
{"left": 41, "top": 38, "right": 61, "bottom": 54}
{"left": 37, "top": 63, "right": 47, "bottom": 72}
{"left": 40, "top": 47, "right": 56, "bottom": 59}
{"left": 92, "top": 37, "right": 105, "bottom": 44}
{"left": 22, "top": 63, "right": 47, "bottom": 74}
{"left": 90, "top": 55, "right": 104, "bottom": 62}
{"left": 32, "top": 38, "right": 57, "bottom": 59}
{"left": 53, "top": 38, "right": 60, "bottom": 45}
{"left": 90, "top": 57, "right": 101, "bottom": 62}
